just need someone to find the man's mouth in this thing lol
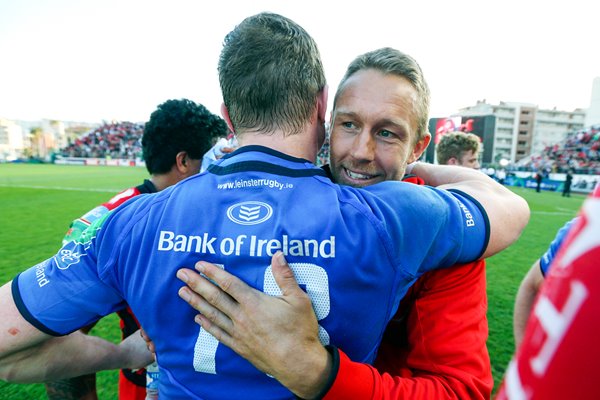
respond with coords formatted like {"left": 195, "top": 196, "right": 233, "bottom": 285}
{"left": 345, "top": 168, "right": 375, "bottom": 180}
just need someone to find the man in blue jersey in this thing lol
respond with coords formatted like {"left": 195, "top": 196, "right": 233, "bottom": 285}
{"left": 0, "top": 12, "right": 528, "bottom": 399}
{"left": 513, "top": 217, "right": 578, "bottom": 347}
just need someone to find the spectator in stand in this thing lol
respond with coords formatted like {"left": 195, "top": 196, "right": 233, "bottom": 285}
{"left": 436, "top": 131, "right": 481, "bottom": 169}
{"left": 45, "top": 98, "right": 228, "bottom": 400}
{"left": 176, "top": 47, "right": 498, "bottom": 399}
{"left": 562, "top": 169, "right": 573, "bottom": 197}
{"left": 498, "top": 185, "right": 600, "bottom": 399}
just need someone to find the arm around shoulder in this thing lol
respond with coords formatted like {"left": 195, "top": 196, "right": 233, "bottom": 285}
{"left": 0, "top": 281, "right": 150, "bottom": 383}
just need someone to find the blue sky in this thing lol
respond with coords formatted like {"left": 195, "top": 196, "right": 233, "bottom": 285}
{"left": 0, "top": 0, "right": 598, "bottom": 123}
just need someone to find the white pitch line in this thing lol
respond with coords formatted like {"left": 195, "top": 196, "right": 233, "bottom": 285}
{"left": 0, "top": 184, "right": 121, "bottom": 193}
{"left": 555, "top": 207, "right": 576, "bottom": 213}
{"left": 532, "top": 210, "right": 577, "bottom": 216}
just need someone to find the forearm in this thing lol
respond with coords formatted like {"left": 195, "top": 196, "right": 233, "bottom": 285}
{"left": 325, "top": 350, "right": 489, "bottom": 400}
{"left": 0, "top": 331, "right": 144, "bottom": 383}
{"left": 513, "top": 261, "right": 544, "bottom": 348}
{"left": 513, "top": 289, "right": 536, "bottom": 349}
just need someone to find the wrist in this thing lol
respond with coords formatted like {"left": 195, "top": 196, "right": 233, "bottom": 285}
{"left": 286, "top": 345, "right": 334, "bottom": 399}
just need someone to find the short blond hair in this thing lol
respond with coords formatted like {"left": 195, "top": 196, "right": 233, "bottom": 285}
{"left": 334, "top": 48, "right": 430, "bottom": 143}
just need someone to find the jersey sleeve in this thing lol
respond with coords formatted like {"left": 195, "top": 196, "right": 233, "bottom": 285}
{"left": 362, "top": 182, "right": 489, "bottom": 276}
{"left": 539, "top": 217, "right": 578, "bottom": 276}
{"left": 12, "top": 211, "right": 127, "bottom": 336}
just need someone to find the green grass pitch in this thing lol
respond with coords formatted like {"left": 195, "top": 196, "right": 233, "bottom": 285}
{"left": 0, "top": 163, "right": 587, "bottom": 398}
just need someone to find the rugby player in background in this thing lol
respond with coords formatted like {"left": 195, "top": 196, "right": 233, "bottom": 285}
{"left": 436, "top": 130, "right": 482, "bottom": 169}
{"left": 45, "top": 98, "right": 227, "bottom": 400}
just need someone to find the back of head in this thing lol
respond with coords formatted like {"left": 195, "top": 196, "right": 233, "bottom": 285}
{"left": 143, "top": 99, "right": 228, "bottom": 174}
{"left": 334, "top": 47, "right": 430, "bottom": 142}
{"left": 218, "top": 12, "right": 326, "bottom": 136}
{"left": 436, "top": 131, "right": 481, "bottom": 165}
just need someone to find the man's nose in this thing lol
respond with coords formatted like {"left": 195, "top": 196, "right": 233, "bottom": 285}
{"left": 350, "top": 131, "right": 375, "bottom": 161}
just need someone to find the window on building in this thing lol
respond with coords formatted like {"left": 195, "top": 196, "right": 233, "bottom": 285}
{"left": 519, "top": 130, "right": 527, "bottom": 135}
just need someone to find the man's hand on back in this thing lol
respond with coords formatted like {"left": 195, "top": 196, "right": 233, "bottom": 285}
{"left": 177, "top": 252, "right": 332, "bottom": 399}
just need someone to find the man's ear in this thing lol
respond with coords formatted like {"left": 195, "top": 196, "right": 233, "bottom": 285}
{"left": 408, "top": 132, "right": 431, "bottom": 163}
{"left": 221, "top": 103, "right": 235, "bottom": 133}
{"left": 446, "top": 157, "right": 459, "bottom": 166}
{"left": 175, "top": 151, "right": 188, "bottom": 173}
{"left": 317, "top": 85, "right": 329, "bottom": 124}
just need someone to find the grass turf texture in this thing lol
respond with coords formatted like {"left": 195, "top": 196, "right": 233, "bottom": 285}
{"left": 0, "top": 164, "right": 587, "bottom": 398}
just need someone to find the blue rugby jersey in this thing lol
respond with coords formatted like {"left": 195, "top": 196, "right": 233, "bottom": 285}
{"left": 13, "top": 146, "right": 489, "bottom": 399}
{"left": 540, "top": 217, "right": 579, "bottom": 276}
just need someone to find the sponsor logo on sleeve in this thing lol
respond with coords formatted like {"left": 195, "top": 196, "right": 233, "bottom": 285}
{"left": 34, "top": 260, "right": 51, "bottom": 287}
{"left": 457, "top": 200, "right": 475, "bottom": 227}
{"left": 53, "top": 244, "right": 89, "bottom": 270}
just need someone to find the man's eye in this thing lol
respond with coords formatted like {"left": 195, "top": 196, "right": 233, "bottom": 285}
{"left": 342, "top": 121, "right": 356, "bottom": 129}
{"left": 379, "top": 130, "right": 393, "bottom": 138}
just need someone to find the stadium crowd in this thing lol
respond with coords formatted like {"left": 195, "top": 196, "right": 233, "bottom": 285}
{"left": 58, "top": 121, "right": 600, "bottom": 181}
{"left": 520, "top": 124, "right": 600, "bottom": 175}
{"left": 60, "top": 121, "right": 144, "bottom": 159}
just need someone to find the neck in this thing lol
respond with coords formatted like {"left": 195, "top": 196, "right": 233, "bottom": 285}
{"left": 149, "top": 173, "right": 177, "bottom": 192}
{"left": 236, "top": 124, "right": 323, "bottom": 163}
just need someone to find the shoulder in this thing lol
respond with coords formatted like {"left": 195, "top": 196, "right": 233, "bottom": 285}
{"left": 102, "top": 186, "right": 143, "bottom": 210}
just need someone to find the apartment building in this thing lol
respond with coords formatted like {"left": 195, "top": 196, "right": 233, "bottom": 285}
{"left": 0, "top": 119, "right": 25, "bottom": 161}
{"left": 454, "top": 100, "right": 585, "bottom": 163}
